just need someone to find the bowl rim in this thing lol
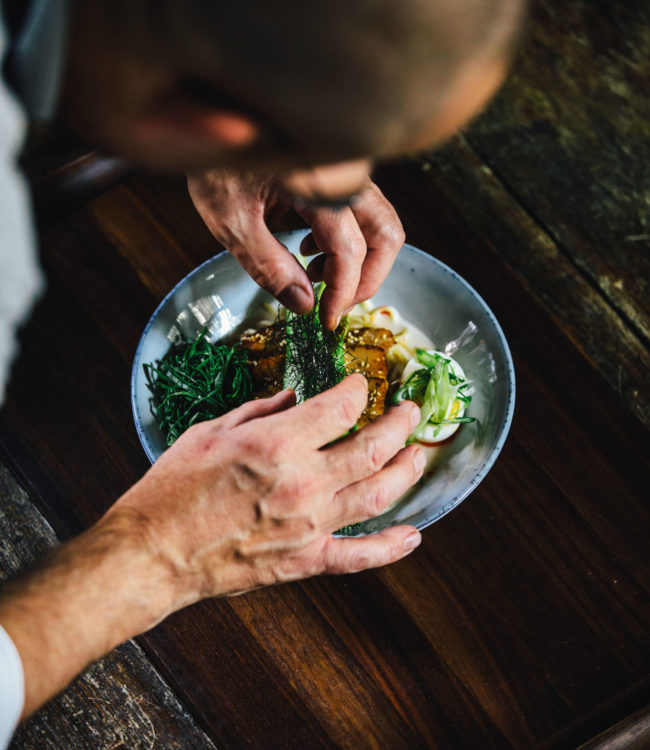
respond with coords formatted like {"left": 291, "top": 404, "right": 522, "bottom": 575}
{"left": 395, "top": 244, "right": 516, "bottom": 530}
{"left": 131, "top": 249, "right": 228, "bottom": 465}
{"left": 131, "top": 231, "right": 516, "bottom": 529}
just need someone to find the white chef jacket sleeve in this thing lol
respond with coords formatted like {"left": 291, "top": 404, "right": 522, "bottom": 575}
{"left": 0, "top": 624, "right": 24, "bottom": 749}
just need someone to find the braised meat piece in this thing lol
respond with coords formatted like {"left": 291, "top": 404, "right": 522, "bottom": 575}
{"left": 345, "top": 326, "right": 395, "bottom": 352}
{"left": 355, "top": 377, "right": 388, "bottom": 429}
{"left": 344, "top": 329, "right": 392, "bottom": 428}
{"left": 238, "top": 322, "right": 392, "bottom": 429}
{"left": 251, "top": 355, "right": 283, "bottom": 385}
{"left": 238, "top": 324, "right": 285, "bottom": 356}
{"left": 345, "top": 344, "right": 388, "bottom": 381}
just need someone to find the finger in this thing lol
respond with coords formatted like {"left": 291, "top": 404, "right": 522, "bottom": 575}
{"left": 295, "top": 205, "right": 367, "bottom": 330}
{"left": 229, "top": 223, "right": 314, "bottom": 314}
{"left": 327, "top": 445, "right": 426, "bottom": 531}
{"left": 349, "top": 181, "right": 405, "bottom": 302}
{"left": 317, "top": 525, "right": 422, "bottom": 574}
{"left": 261, "top": 373, "right": 368, "bottom": 450}
{"left": 218, "top": 388, "right": 297, "bottom": 428}
{"left": 305, "top": 254, "right": 325, "bottom": 283}
{"left": 188, "top": 171, "right": 313, "bottom": 313}
{"left": 322, "top": 401, "right": 420, "bottom": 488}
{"left": 299, "top": 233, "right": 320, "bottom": 257}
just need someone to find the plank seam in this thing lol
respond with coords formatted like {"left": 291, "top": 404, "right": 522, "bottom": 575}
{"left": 464, "top": 135, "right": 650, "bottom": 355}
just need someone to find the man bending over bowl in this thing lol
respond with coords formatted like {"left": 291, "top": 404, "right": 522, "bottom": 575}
{"left": 0, "top": 0, "right": 524, "bottom": 740}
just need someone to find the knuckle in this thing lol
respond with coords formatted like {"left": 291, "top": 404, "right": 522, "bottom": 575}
{"left": 409, "top": 447, "right": 425, "bottom": 480}
{"left": 249, "top": 256, "right": 289, "bottom": 292}
{"left": 305, "top": 396, "right": 330, "bottom": 424}
{"left": 347, "top": 234, "right": 367, "bottom": 259}
{"left": 278, "top": 475, "right": 304, "bottom": 510}
{"left": 183, "top": 420, "right": 210, "bottom": 441}
{"left": 294, "top": 471, "right": 319, "bottom": 500}
{"left": 349, "top": 552, "right": 373, "bottom": 574}
{"left": 175, "top": 420, "right": 215, "bottom": 454}
{"left": 368, "top": 483, "right": 391, "bottom": 516}
{"left": 376, "top": 221, "right": 405, "bottom": 251}
{"left": 279, "top": 465, "right": 320, "bottom": 508}
{"left": 264, "top": 436, "right": 285, "bottom": 463}
{"left": 360, "top": 435, "right": 386, "bottom": 474}
{"left": 291, "top": 515, "right": 319, "bottom": 542}
{"left": 233, "top": 431, "right": 261, "bottom": 456}
{"left": 336, "top": 393, "right": 364, "bottom": 429}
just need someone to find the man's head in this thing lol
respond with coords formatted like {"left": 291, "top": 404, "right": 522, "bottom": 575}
{"left": 60, "top": 0, "right": 525, "bottom": 199}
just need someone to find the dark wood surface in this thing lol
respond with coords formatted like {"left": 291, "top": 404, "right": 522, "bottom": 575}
{"left": 1, "top": 0, "right": 649, "bottom": 748}
{"left": 20, "top": 125, "right": 130, "bottom": 225}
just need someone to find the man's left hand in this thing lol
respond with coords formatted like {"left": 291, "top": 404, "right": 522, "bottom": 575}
{"left": 187, "top": 170, "right": 405, "bottom": 329}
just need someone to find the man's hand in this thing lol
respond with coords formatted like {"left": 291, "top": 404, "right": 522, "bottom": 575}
{"left": 114, "top": 374, "right": 424, "bottom": 600}
{"left": 0, "top": 375, "right": 424, "bottom": 718}
{"left": 187, "top": 170, "right": 405, "bottom": 329}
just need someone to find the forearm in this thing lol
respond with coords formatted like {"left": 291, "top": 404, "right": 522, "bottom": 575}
{"left": 0, "top": 509, "right": 177, "bottom": 719}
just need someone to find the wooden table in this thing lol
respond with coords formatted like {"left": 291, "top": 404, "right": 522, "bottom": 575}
{"left": 2, "top": 1, "right": 649, "bottom": 748}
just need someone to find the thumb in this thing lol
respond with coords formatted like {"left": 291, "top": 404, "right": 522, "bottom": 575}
{"left": 230, "top": 227, "right": 314, "bottom": 313}
{"left": 318, "top": 525, "right": 422, "bottom": 575}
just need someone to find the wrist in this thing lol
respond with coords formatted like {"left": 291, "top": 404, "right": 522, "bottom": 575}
{"left": 91, "top": 506, "right": 183, "bottom": 635}
{"left": 0, "top": 509, "right": 179, "bottom": 718}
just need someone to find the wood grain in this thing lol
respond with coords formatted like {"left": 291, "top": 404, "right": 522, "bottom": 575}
{"left": 396, "top": 145, "right": 650, "bottom": 429}
{"left": 468, "top": 0, "right": 650, "bottom": 340}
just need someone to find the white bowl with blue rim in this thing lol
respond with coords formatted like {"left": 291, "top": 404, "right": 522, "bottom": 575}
{"left": 131, "top": 229, "right": 515, "bottom": 533}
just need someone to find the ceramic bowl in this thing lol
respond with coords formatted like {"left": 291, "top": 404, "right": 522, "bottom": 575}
{"left": 131, "top": 229, "right": 515, "bottom": 532}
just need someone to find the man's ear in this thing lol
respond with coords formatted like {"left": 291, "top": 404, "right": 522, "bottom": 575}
{"left": 135, "top": 93, "right": 260, "bottom": 150}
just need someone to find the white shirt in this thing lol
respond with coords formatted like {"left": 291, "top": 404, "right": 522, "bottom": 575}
{"left": 0, "top": 15, "right": 31, "bottom": 745}
{"left": 0, "top": 625, "right": 23, "bottom": 748}
{"left": 0, "top": 16, "right": 42, "bottom": 404}
{"left": 1, "top": 0, "right": 68, "bottom": 744}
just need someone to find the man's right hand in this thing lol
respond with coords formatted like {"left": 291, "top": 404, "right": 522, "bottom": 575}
{"left": 113, "top": 374, "right": 425, "bottom": 605}
{"left": 0, "top": 374, "right": 425, "bottom": 720}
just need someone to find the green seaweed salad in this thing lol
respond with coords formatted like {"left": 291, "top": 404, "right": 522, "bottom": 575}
{"left": 143, "top": 330, "right": 253, "bottom": 448}
{"left": 144, "top": 285, "right": 345, "bottom": 449}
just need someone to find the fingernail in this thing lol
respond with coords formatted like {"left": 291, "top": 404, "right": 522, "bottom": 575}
{"left": 407, "top": 403, "right": 421, "bottom": 430}
{"left": 404, "top": 531, "right": 421, "bottom": 553}
{"left": 413, "top": 448, "right": 426, "bottom": 475}
{"left": 278, "top": 284, "right": 312, "bottom": 313}
{"left": 323, "top": 313, "right": 339, "bottom": 331}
